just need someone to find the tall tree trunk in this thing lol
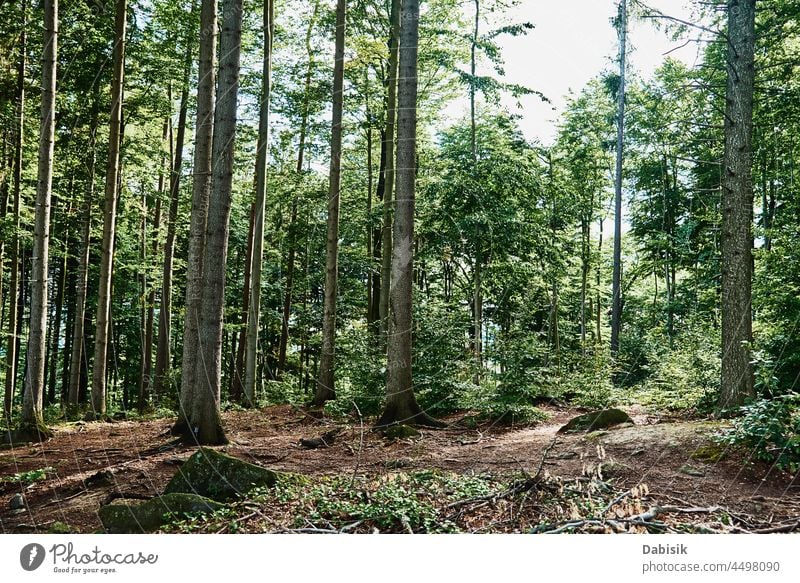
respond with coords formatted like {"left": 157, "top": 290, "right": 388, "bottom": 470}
{"left": 378, "top": 0, "right": 440, "bottom": 428}
{"left": 176, "top": 0, "right": 217, "bottom": 433}
{"left": 379, "top": 0, "right": 402, "bottom": 341}
{"left": 155, "top": 37, "right": 192, "bottom": 404}
{"left": 68, "top": 98, "right": 99, "bottom": 411}
{"left": 140, "top": 189, "right": 161, "bottom": 411}
{"left": 719, "top": 0, "right": 756, "bottom": 411}
{"left": 277, "top": 1, "right": 318, "bottom": 376}
{"left": 47, "top": 219, "right": 68, "bottom": 406}
{"left": 244, "top": 0, "right": 274, "bottom": 406}
{"left": 312, "top": 0, "right": 346, "bottom": 407}
{"left": 21, "top": 0, "right": 57, "bottom": 437}
{"left": 4, "top": 0, "right": 26, "bottom": 423}
{"left": 189, "top": 0, "right": 244, "bottom": 445}
{"left": 365, "top": 68, "right": 375, "bottom": 329}
{"left": 91, "top": 0, "right": 127, "bottom": 419}
{"left": 233, "top": 203, "right": 255, "bottom": 402}
{"left": 610, "top": 0, "right": 626, "bottom": 356}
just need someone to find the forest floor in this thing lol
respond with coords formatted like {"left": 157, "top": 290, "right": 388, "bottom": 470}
{"left": 1, "top": 404, "right": 798, "bottom": 533}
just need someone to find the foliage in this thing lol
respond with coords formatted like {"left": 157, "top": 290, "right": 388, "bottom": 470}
{"left": 717, "top": 394, "right": 800, "bottom": 474}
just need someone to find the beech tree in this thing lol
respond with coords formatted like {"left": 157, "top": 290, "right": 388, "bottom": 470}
{"left": 20, "top": 0, "right": 57, "bottom": 438}
{"left": 312, "top": 0, "right": 347, "bottom": 407}
{"left": 91, "top": 0, "right": 127, "bottom": 418}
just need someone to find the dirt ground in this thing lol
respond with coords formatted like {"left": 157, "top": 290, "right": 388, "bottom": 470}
{"left": 1, "top": 404, "right": 798, "bottom": 533}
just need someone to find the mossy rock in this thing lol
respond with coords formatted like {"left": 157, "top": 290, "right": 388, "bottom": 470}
{"left": 99, "top": 493, "right": 224, "bottom": 533}
{"left": 382, "top": 425, "right": 421, "bottom": 439}
{"left": 690, "top": 443, "right": 726, "bottom": 463}
{"left": 557, "top": 408, "right": 633, "bottom": 433}
{"left": 679, "top": 464, "right": 705, "bottom": 477}
{"left": 599, "top": 461, "right": 629, "bottom": 478}
{"left": 48, "top": 522, "right": 73, "bottom": 534}
{"left": 164, "top": 447, "right": 283, "bottom": 501}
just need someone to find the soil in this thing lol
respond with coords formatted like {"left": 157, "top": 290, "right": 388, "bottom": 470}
{"left": 1, "top": 404, "right": 798, "bottom": 533}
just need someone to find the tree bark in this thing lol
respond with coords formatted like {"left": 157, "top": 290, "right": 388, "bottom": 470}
{"left": 91, "top": 0, "right": 127, "bottom": 419}
{"left": 312, "top": 0, "right": 346, "bottom": 407}
{"left": 378, "top": 0, "right": 441, "bottom": 428}
{"left": 67, "top": 95, "right": 99, "bottom": 411}
{"left": 21, "top": 0, "right": 57, "bottom": 437}
{"left": 610, "top": 0, "right": 626, "bottom": 356}
{"left": 233, "top": 203, "right": 255, "bottom": 403}
{"left": 244, "top": 0, "right": 274, "bottom": 406}
{"left": 189, "top": 0, "right": 244, "bottom": 445}
{"left": 155, "top": 37, "right": 192, "bottom": 404}
{"left": 176, "top": 0, "right": 217, "bottom": 434}
{"left": 719, "top": 0, "right": 756, "bottom": 411}
{"left": 378, "top": 0, "right": 402, "bottom": 342}
{"left": 4, "top": 0, "right": 26, "bottom": 423}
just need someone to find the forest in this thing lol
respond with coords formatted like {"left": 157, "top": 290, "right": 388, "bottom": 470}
{"left": 0, "top": 0, "right": 798, "bottom": 534}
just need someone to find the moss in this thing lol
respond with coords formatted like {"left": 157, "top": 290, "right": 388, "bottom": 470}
{"left": 690, "top": 443, "right": 726, "bottom": 463}
{"left": 679, "top": 464, "right": 705, "bottom": 477}
{"left": 48, "top": 522, "right": 73, "bottom": 534}
{"left": 557, "top": 408, "right": 633, "bottom": 433}
{"left": 383, "top": 425, "right": 421, "bottom": 439}
{"left": 99, "top": 493, "right": 224, "bottom": 533}
{"left": 164, "top": 447, "right": 287, "bottom": 501}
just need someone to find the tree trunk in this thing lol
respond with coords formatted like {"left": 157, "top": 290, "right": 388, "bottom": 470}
{"left": 312, "top": 0, "right": 346, "bottom": 408}
{"left": 719, "top": 0, "right": 755, "bottom": 411}
{"left": 378, "top": 0, "right": 441, "bottom": 428}
{"left": 610, "top": 0, "right": 626, "bottom": 356}
{"left": 189, "top": 0, "right": 244, "bottom": 445}
{"left": 176, "top": 0, "right": 217, "bottom": 434}
{"left": 379, "top": 0, "right": 402, "bottom": 341}
{"left": 68, "top": 97, "right": 99, "bottom": 411}
{"left": 47, "top": 221, "right": 68, "bottom": 406}
{"left": 277, "top": 1, "right": 318, "bottom": 376}
{"left": 233, "top": 203, "right": 256, "bottom": 403}
{"left": 244, "top": 0, "right": 274, "bottom": 406}
{"left": 91, "top": 0, "right": 127, "bottom": 419}
{"left": 4, "top": 0, "right": 26, "bottom": 423}
{"left": 21, "top": 0, "right": 57, "bottom": 437}
{"left": 155, "top": 38, "right": 192, "bottom": 404}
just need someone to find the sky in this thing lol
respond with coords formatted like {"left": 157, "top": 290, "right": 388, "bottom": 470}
{"left": 450, "top": 0, "right": 707, "bottom": 145}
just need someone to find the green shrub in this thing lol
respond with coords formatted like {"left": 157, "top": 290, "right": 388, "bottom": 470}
{"left": 716, "top": 394, "right": 800, "bottom": 473}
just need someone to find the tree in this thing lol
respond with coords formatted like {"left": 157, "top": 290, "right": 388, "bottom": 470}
{"left": 610, "top": 0, "right": 627, "bottom": 356}
{"left": 20, "top": 0, "right": 58, "bottom": 438}
{"left": 188, "top": 0, "right": 244, "bottom": 444}
{"left": 175, "top": 0, "right": 216, "bottom": 434}
{"left": 154, "top": 22, "right": 194, "bottom": 405}
{"left": 312, "top": 0, "right": 346, "bottom": 407}
{"left": 719, "top": 0, "right": 756, "bottom": 410}
{"left": 244, "top": 0, "right": 274, "bottom": 406}
{"left": 91, "top": 0, "right": 128, "bottom": 418}
{"left": 4, "top": 0, "right": 27, "bottom": 424}
{"left": 377, "top": 0, "right": 441, "bottom": 428}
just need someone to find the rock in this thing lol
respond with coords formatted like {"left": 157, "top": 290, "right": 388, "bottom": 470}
{"left": 385, "top": 458, "right": 413, "bottom": 469}
{"left": 690, "top": 443, "right": 726, "bottom": 463}
{"left": 84, "top": 470, "right": 114, "bottom": 488}
{"left": 383, "top": 425, "right": 421, "bottom": 440}
{"left": 164, "top": 447, "right": 282, "bottom": 501}
{"left": 48, "top": 522, "right": 72, "bottom": 534}
{"left": 679, "top": 464, "right": 705, "bottom": 477}
{"left": 552, "top": 451, "right": 578, "bottom": 460}
{"left": 557, "top": 408, "right": 633, "bottom": 433}
{"left": 9, "top": 493, "right": 24, "bottom": 510}
{"left": 300, "top": 429, "right": 341, "bottom": 449}
{"left": 99, "top": 493, "right": 224, "bottom": 533}
{"left": 599, "top": 461, "right": 629, "bottom": 478}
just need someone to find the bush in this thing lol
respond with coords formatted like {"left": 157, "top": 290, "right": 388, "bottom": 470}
{"left": 717, "top": 394, "right": 800, "bottom": 474}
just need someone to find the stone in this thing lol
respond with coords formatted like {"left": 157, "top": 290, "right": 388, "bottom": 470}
{"left": 99, "top": 493, "right": 224, "bottom": 533}
{"left": 164, "top": 447, "right": 282, "bottom": 501}
{"left": 679, "top": 464, "right": 705, "bottom": 477}
{"left": 557, "top": 408, "right": 633, "bottom": 433}
{"left": 382, "top": 425, "right": 421, "bottom": 440}
{"left": 9, "top": 493, "right": 24, "bottom": 510}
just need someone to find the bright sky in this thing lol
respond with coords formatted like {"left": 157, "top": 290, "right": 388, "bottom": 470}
{"left": 459, "top": 0, "right": 705, "bottom": 145}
